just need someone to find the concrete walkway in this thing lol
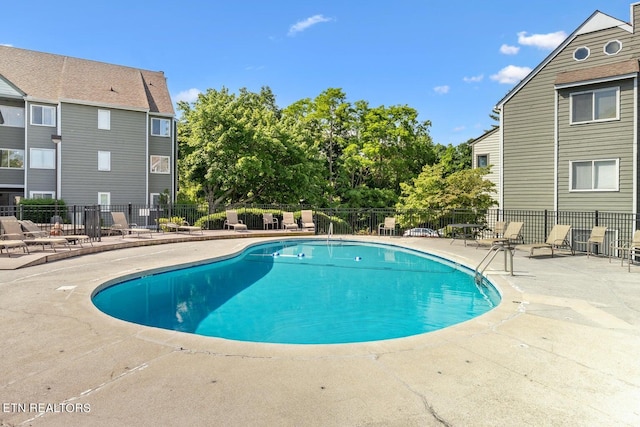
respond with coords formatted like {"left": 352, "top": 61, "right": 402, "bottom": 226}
{"left": 0, "top": 235, "right": 638, "bottom": 426}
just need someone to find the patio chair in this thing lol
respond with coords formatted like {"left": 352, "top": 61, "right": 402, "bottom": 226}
{"left": 262, "top": 213, "right": 278, "bottom": 230}
{"left": 164, "top": 220, "right": 203, "bottom": 234}
{"left": 574, "top": 226, "right": 607, "bottom": 258}
{"left": 20, "top": 219, "right": 93, "bottom": 247}
{"left": 110, "top": 211, "right": 153, "bottom": 238}
{"left": 378, "top": 217, "right": 396, "bottom": 236}
{"left": 301, "top": 210, "right": 315, "bottom": 232}
{"left": 281, "top": 212, "right": 299, "bottom": 230}
{"left": 518, "top": 224, "right": 573, "bottom": 258}
{"left": 473, "top": 221, "right": 524, "bottom": 248}
{"left": 0, "top": 216, "right": 70, "bottom": 252}
{"left": 609, "top": 230, "right": 640, "bottom": 272}
{"left": 224, "top": 210, "right": 248, "bottom": 231}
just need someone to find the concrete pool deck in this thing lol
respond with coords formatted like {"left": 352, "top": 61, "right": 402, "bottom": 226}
{"left": 0, "top": 234, "right": 638, "bottom": 426}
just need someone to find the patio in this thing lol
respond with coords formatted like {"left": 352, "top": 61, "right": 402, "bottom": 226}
{"left": 0, "top": 235, "right": 638, "bottom": 426}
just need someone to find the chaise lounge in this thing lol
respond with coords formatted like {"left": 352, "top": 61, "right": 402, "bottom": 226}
{"left": 518, "top": 224, "right": 573, "bottom": 258}
{"left": 110, "top": 212, "right": 153, "bottom": 238}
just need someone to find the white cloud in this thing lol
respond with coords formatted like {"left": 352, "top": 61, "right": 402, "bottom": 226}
{"left": 434, "top": 85, "right": 450, "bottom": 94}
{"left": 490, "top": 65, "right": 532, "bottom": 84}
{"left": 500, "top": 44, "right": 519, "bottom": 55}
{"left": 517, "top": 31, "right": 567, "bottom": 50}
{"left": 463, "top": 75, "right": 483, "bottom": 83}
{"left": 174, "top": 88, "right": 201, "bottom": 103}
{"left": 288, "top": 15, "right": 333, "bottom": 36}
{"left": 453, "top": 126, "right": 466, "bottom": 132}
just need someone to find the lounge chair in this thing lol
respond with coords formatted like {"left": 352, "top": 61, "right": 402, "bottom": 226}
{"left": 0, "top": 217, "right": 30, "bottom": 256}
{"left": 610, "top": 230, "right": 640, "bottom": 272}
{"left": 0, "top": 216, "right": 69, "bottom": 252}
{"left": 164, "top": 221, "right": 203, "bottom": 234}
{"left": 262, "top": 213, "right": 278, "bottom": 230}
{"left": 474, "top": 221, "right": 524, "bottom": 248}
{"left": 378, "top": 217, "right": 396, "bottom": 236}
{"left": 224, "top": 210, "right": 248, "bottom": 231}
{"left": 575, "top": 226, "right": 607, "bottom": 258}
{"left": 281, "top": 212, "right": 299, "bottom": 230}
{"left": 110, "top": 212, "right": 153, "bottom": 238}
{"left": 301, "top": 210, "right": 315, "bottom": 232}
{"left": 20, "top": 219, "right": 93, "bottom": 247}
{"left": 518, "top": 224, "right": 573, "bottom": 257}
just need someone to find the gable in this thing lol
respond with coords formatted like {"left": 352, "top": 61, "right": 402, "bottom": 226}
{"left": 0, "top": 74, "right": 25, "bottom": 98}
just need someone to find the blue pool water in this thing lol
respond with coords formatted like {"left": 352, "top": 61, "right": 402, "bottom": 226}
{"left": 92, "top": 240, "right": 501, "bottom": 344}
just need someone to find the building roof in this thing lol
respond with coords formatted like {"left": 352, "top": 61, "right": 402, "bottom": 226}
{"left": 0, "top": 45, "right": 174, "bottom": 115}
{"left": 496, "top": 8, "right": 633, "bottom": 108}
{"left": 469, "top": 126, "right": 499, "bottom": 146}
{"left": 554, "top": 59, "right": 640, "bottom": 86}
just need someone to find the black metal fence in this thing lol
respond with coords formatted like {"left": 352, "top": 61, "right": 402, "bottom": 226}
{"left": 0, "top": 203, "right": 637, "bottom": 256}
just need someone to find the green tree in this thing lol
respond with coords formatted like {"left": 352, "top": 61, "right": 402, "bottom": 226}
{"left": 177, "top": 86, "right": 325, "bottom": 211}
{"left": 396, "top": 164, "right": 496, "bottom": 227}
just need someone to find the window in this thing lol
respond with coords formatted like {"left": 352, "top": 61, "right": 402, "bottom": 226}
{"left": 604, "top": 40, "right": 622, "bottom": 55}
{"left": 570, "top": 159, "right": 618, "bottom": 191}
{"left": 151, "top": 118, "right": 170, "bottom": 137}
{"left": 98, "top": 192, "right": 111, "bottom": 207}
{"left": 570, "top": 87, "right": 618, "bottom": 124}
{"left": 476, "top": 154, "right": 488, "bottom": 168}
{"left": 30, "top": 105, "right": 56, "bottom": 126}
{"left": 30, "top": 148, "right": 55, "bottom": 169}
{"left": 0, "top": 149, "right": 24, "bottom": 168}
{"left": 150, "top": 155, "right": 170, "bottom": 173}
{"left": 573, "top": 46, "right": 590, "bottom": 61}
{"left": 98, "top": 151, "right": 111, "bottom": 171}
{"left": 98, "top": 109, "right": 111, "bottom": 130}
{"left": 29, "top": 191, "right": 55, "bottom": 199}
{"left": 0, "top": 105, "right": 25, "bottom": 127}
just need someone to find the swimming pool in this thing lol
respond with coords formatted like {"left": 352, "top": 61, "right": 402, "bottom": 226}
{"left": 92, "top": 239, "right": 501, "bottom": 344}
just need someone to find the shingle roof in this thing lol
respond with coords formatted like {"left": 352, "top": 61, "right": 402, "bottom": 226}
{"left": 0, "top": 45, "right": 174, "bottom": 115}
{"left": 555, "top": 59, "right": 640, "bottom": 86}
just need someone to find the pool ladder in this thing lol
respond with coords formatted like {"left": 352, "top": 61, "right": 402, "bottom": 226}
{"left": 475, "top": 243, "right": 514, "bottom": 284}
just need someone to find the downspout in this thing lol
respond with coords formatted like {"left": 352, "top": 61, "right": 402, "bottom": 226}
{"left": 554, "top": 91, "right": 559, "bottom": 212}
{"left": 23, "top": 100, "right": 28, "bottom": 198}
{"left": 499, "top": 106, "right": 504, "bottom": 209}
{"left": 633, "top": 76, "right": 638, "bottom": 218}
{"left": 146, "top": 112, "right": 149, "bottom": 205}
{"left": 172, "top": 117, "right": 176, "bottom": 202}
{"left": 56, "top": 103, "right": 62, "bottom": 199}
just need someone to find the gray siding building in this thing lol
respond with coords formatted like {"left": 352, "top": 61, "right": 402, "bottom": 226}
{"left": 0, "top": 46, "right": 175, "bottom": 207}
{"left": 496, "top": 3, "right": 640, "bottom": 215}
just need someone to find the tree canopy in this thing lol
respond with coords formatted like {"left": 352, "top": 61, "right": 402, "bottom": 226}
{"left": 177, "top": 85, "right": 492, "bottom": 211}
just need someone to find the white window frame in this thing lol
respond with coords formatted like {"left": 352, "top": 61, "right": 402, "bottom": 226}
{"left": 151, "top": 118, "right": 171, "bottom": 137}
{"left": 150, "top": 155, "right": 170, "bottom": 174}
{"left": 569, "top": 158, "right": 619, "bottom": 192}
{"left": 0, "top": 148, "right": 25, "bottom": 169}
{"left": 30, "top": 105, "right": 56, "bottom": 127}
{"left": 573, "top": 46, "right": 590, "bottom": 61}
{"left": 98, "top": 151, "right": 111, "bottom": 171}
{"left": 98, "top": 192, "right": 111, "bottom": 208}
{"left": 603, "top": 40, "right": 622, "bottom": 56}
{"left": 98, "top": 109, "right": 111, "bottom": 130}
{"left": 29, "top": 191, "right": 55, "bottom": 199}
{"left": 150, "top": 192, "right": 161, "bottom": 206}
{"left": 29, "top": 148, "right": 55, "bottom": 169}
{"left": 570, "top": 87, "right": 620, "bottom": 124}
{"left": 0, "top": 105, "right": 25, "bottom": 128}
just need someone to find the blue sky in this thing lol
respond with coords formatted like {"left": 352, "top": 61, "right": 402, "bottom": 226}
{"left": 0, "top": 0, "right": 634, "bottom": 145}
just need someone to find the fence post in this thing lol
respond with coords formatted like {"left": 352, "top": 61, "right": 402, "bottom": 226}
{"left": 594, "top": 210, "right": 599, "bottom": 226}
{"left": 544, "top": 209, "right": 548, "bottom": 242}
